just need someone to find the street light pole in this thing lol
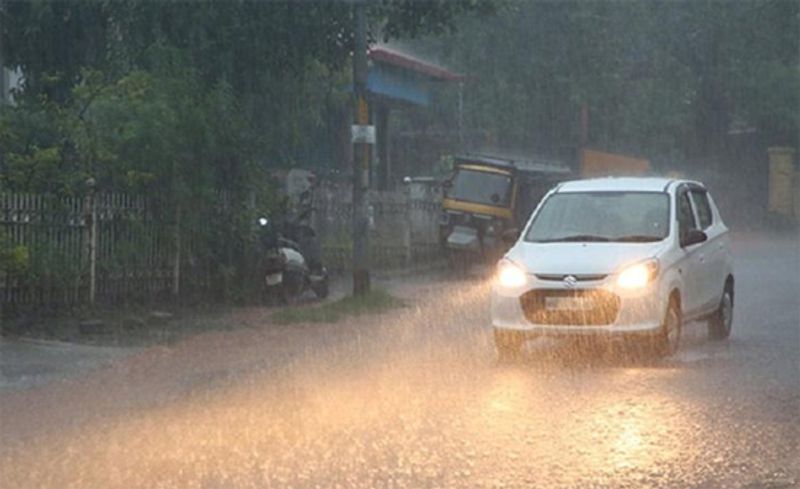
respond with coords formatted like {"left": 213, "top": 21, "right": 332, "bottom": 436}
{"left": 352, "top": 0, "right": 370, "bottom": 295}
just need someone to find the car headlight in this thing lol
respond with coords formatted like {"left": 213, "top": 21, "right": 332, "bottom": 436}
{"left": 497, "top": 259, "right": 527, "bottom": 288}
{"left": 616, "top": 259, "right": 659, "bottom": 289}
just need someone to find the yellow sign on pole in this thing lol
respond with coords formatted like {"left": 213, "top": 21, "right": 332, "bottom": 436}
{"left": 357, "top": 96, "right": 369, "bottom": 125}
{"left": 768, "top": 146, "right": 796, "bottom": 217}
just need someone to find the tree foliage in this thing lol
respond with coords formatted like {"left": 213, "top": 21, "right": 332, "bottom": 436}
{"left": 0, "top": 0, "right": 496, "bottom": 301}
{"left": 409, "top": 0, "right": 798, "bottom": 169}
{"left": 1, "top": 0, "right": 497, "bottom": 193}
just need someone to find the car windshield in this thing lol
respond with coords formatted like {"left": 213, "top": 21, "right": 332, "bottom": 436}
{"left": 525, "top": 191, "right": 670, "bottom": 242}
{"left": 447, "top": 168, "right": 512, "bottom": 207}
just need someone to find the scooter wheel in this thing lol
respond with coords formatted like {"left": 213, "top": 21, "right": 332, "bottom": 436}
{"left": 312, "top": 278, "right": 329, "bottom": 299}
{"left": 281, "top": 286, "right": 301, "bottom": 306}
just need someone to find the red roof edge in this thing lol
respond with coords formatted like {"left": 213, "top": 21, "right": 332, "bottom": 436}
{"left": 368, "top": 47, "right": 467, "bottom": 82}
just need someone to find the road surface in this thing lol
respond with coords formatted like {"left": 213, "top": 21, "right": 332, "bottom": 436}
{"left": 0, "top": 338, "right": 138, "bottom": 392}
{"left": 0, "top": 232, "right": 797, "bottom": 488}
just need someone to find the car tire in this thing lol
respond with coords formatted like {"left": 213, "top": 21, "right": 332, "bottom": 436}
{"left": 708, "top": 282, "right": 734, "bottom": 340}
{"left": 494, "top": 329, "right": 523, "bottom": 362}
{"left": 656, "top": 297, "right": 682, "bottom": 357}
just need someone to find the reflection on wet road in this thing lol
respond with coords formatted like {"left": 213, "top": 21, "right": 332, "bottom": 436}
{"left": 0, "top": 234, "right": 797, "bottom": 488}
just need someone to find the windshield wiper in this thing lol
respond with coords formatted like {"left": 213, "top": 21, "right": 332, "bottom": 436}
{"left": 614, "top": 235, "right": 663, "bottom": 242}
{"left": 536, "top": 234, "right": 610, "bottom": 243}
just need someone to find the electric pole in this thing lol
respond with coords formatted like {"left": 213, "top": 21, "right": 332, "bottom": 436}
{"left": 0, "top": 0, "right": 5, "bottom": 104}
{"left": 351, "top": 0, "right": 371, "bottom": 295}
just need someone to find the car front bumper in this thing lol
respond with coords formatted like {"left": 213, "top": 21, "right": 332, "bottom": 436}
{"left": 491, "top": 281, "right": 663, "bottom": 337}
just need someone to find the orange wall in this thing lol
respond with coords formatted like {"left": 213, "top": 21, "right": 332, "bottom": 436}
{"left": 580, "top": 149, "right": 650, "bottom": 177}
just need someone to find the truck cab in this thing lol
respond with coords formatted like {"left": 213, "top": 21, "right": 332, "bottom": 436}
{"left": 440, "top": 154, "right": 571, "bottom": 268}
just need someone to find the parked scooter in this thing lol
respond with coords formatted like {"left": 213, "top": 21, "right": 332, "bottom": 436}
{"left": 257, "top": 213, "right": 329, "bottom": 304}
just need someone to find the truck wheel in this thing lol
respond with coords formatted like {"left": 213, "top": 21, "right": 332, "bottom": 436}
{"left": 708, "top": 282, "right": 734, "bottom": 340}
{"left": 494, "top": 329, "right": 523, "bottom": 362}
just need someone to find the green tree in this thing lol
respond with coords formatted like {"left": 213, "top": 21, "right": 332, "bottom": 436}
{"left": 406, "top": 0, "right": 798, "bottom": 167}
{"left": 1, "top": 0, "right": 498, "bottom": 302}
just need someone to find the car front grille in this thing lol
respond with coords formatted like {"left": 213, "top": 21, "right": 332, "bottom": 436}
{"left": 519, "top": 289, "right": 620, "bottom": 326}
{"left": 534, "top": 273, "right": 608, "bottom": 282}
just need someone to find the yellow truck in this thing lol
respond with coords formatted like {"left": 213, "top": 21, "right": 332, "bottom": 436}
{"left": 439, "top": 154, "right": 571, "bottom": 267}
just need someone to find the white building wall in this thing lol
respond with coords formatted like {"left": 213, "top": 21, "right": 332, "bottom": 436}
{"left": 1, "top": 66, "right": 23, "bottom": 104}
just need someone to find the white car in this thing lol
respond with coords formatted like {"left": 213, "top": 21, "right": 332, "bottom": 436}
{"left": 491, "top": 177, "right": 734, "bottom": 358}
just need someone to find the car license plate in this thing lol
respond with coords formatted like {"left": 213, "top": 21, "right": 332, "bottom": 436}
{"left": 545, "top": 296, "right": 592, "bottom": 311}
{"left": 266, "top": 272, "right": 283, "bottom": 286}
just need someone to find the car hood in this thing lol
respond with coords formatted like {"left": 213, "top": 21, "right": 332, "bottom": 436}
{"left": 506, "top": 241, "right": 667, "bottom": 275}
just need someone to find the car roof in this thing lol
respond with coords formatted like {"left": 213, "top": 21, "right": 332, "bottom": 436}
{"left": 556, "top": 177, "right": 679, "bottom": 193}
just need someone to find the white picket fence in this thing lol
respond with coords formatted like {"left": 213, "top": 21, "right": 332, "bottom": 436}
{"left": 0, "top": 183, "right": 444, "bottom": 310}
{"left": 0, "top": 192, "right": 174, "bottom": 309}
{"left": 312, "top": 181, "right": 443, "bottom": 271}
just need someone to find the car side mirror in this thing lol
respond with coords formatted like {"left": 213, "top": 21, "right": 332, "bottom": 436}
{"left": 441, "top": 179, "right": 453, "bottom": 189}
{"left": 681, "top": 229, "right": 707, "bottom": 247}
{"left": 501, "top": 228, "right": 520, "bottom": 245}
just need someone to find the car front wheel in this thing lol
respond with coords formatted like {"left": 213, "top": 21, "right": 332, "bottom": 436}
{"left": 708, "top": 282, "right": 734, "bottom": 340}
{"left": 656, "top": 297, "right": 682, "bottom": 357}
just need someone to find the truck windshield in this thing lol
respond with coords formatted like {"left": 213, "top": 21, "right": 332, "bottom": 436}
{"left": 447, "top": 168, "right": 512, "bottom": 207}
{"left": 525, "top": 191, "right": 670, "bottom": 242}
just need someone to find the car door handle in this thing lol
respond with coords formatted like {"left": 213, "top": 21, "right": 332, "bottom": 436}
{"left": 698, "top": 254, "right": 705, "bottom": 262}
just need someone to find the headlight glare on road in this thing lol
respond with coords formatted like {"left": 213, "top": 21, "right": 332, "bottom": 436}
{"left": 497, "top": 260, "right": 527, "bottom": 288}
{"left": 616, "top": 259, "right": 658, "bottom": 289}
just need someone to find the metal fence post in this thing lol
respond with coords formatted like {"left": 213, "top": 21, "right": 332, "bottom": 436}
{"left": 172, "top": 203, "right": 181, "bottom": 298}
{"left": 404, "top": 187, "right": 412, "bottom": 266}
{"left": 84, "top": 179, "right": 97, "bottom": 305}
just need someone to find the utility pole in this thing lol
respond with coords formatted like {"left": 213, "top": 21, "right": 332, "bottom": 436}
{"left": 351, "top": 0, "right": 371, "bottom": 295}
{"left": 579, "top": 103, "right": 589, "bottom": 172}
{"left": 457, "top": 82, "right": 464, "bottom": 146}
{"left": 580, "top": 104, "right": 589, "bottom": 147}
{"left": 0, "top": 0, "right": 6, "bottom": 104}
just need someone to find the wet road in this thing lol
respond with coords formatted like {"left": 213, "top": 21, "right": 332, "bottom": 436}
{"left": 0, "top": 233, "right": 798, "bottom": 488}
{"left": 0, "top": 338, "right": 137, "bottom": 391}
